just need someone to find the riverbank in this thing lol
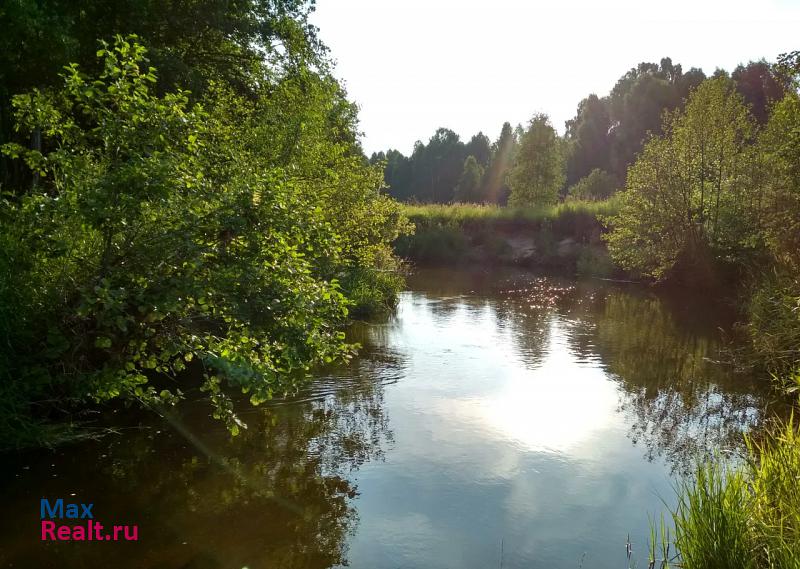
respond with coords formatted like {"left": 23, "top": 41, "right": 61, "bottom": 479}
{"left": 394, "top": 202, "right": 799, "bottom": 382}
{"left": 394, "top": 199, "right": 622, "bottom": 277}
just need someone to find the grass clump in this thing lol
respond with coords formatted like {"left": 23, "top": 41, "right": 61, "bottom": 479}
{"left": 658, "top": 415, "right": 800, "bottom": 569}
{"left": 674, "top": 463, "right": 756, "bottom": 568}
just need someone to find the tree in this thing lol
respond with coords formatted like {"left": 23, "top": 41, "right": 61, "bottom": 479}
{"left": 605, "top": 77, "right": 760, "bottom": 282}
{"left": 382, "top": 149, "right": 413, "bottom": 201}
{"left": 465, "top": 132, "right": 492, "bottom": 167}
{"left": 454, "top": 156, "right": 485, "bottom": 202}
{"left": 371, "top": 124, "right": 524, "bottom": 204}
{"left": 676, "top": 67, "right": 708, "bottom": 101}
{"left": 610, "top": 73, "right": 677, "bottom": 178}
{"left": 423, "top": 128, "right": 466, "bottom": 202}
{"left": 508, "top": 114, "right": 565, "bottom": 207}
{"left": 0, "top": 0, "right": 324, "bottom": 190}
{"left": 604, "top": 58, "right": 706, "bottom": 183}
{"left": 759, "top": 90, "right": 800, "bottom": 271}
{"left": 732, "top": 61, "right": 788, "bottom": 125}
{"left": 565, "top": 94, "right": 612, "bottom": 186}
{"left": 745, "top": 85, "right": 800, "bottom": 375}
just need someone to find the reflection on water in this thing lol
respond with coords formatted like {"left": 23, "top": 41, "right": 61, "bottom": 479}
{"left": 0, "top": 358, "right": 397, "bottom": 569}
{"left": 0, "top": 268, "right": 771, "bottom": 569}
{"left": 596, "top": 292, "right": 764, "bottom": 469}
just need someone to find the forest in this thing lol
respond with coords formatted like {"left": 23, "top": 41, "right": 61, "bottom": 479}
{"left": 371, "top": 58, "right": 785, "bottom": 205}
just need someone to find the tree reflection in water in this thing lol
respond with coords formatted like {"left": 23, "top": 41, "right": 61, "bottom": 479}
{"left": 589, "top": 291, "right": 769, "bottom": 472}
{"left": 0, "top": 269, "right": 781, "bottom": 569}
{"left": 0, "top": 347, "right": 401, "bottom": 569}
{"left": 418, "top": 269, "right": 773, "bottom": 474}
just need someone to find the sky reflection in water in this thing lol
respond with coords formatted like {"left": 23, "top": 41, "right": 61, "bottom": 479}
{"left": 0, "top": 268, "right": 769, "bottom": 569}
{"left": 343, "top": 269, "right": 766, "bottom": 569}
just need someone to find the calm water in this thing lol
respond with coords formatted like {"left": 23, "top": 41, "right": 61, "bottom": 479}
{"left": 0, "top": 269, "right": 771, "bottom": 568}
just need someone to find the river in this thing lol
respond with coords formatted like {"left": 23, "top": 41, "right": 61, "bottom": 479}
{"left": 0, "top": 268, "right": 772, "bottom": 568}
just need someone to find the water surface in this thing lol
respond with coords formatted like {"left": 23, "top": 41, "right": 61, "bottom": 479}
{"left": 0, "top": 268, "right": 770, "bottom": 568}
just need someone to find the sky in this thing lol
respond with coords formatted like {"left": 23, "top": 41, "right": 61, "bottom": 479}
{"left": 309, "top": 0, "right": 800, "bottom": 156}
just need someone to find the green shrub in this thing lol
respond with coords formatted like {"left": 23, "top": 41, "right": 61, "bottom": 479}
{"left": 0, "top": 37, "right": 408, "bottom": 448}
{"left": 746, "top": 272, "right": 800, "bottom": 379}
{"left": 576, "top": 246, "right": 614, "bottom": 277}
{"left": 394, "top": 222, "right": 468, "bottom": 265}
{"left": 339, "top": 252, "right": 407, "bottom": 318}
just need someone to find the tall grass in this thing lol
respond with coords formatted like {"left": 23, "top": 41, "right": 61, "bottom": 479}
{"left": 401, "top": 197, "right": 621, "bottom": 228}
{"left": 659, "top": 416, "right": 800, "bottom": 569}
{"left": 673, "top": 463, "right": 756, "bottom": 569}
{"left": 395, "top": 198, "right": 621, "bottom": 270}
{"left": 746, "top": 271, "right": 800, "bottom": 383}
{"left": 747, "top": 417, "right": 800, "bottom": 567}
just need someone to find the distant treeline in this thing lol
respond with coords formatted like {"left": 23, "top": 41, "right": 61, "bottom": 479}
{"left": 371, "top": 58, "right": 787, "bottom": 204}
{"left": 387, "top": 52, "right": 800, "bottom": 391}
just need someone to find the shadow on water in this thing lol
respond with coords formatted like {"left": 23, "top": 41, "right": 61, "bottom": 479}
{"left": 0, "top": 350, "right": 402, "bottom": 569}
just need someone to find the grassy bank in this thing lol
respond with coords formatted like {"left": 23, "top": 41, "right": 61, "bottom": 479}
{"left": 395, "top": 198, "right": 622, "bottom": 276}
{"left": 400, "top": 199, "right": 620, "bottom": 226}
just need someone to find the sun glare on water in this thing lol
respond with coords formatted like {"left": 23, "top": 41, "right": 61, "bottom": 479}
{"left": 440, "top": 320, "right": 622, "bottom": 455}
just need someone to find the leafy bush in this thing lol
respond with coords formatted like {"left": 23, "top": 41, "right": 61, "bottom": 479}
{"left": 0, "top": 36, "right": 408, "bottom": 447}
{"left": 746, "top": 272, "right": 800, "bottom": 380}
{"left": 567, "top": 168, "right": 618, "bottom": 201}
{"left": 394, "top": 222, "right": 468, "bottom": 265}
{"left": 576, "top": 246, "right": 614, "bottom": 277}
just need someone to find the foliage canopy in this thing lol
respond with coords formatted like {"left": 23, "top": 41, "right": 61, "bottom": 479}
{"left": 0, "top": 35, "right": 408, "bottom": 445}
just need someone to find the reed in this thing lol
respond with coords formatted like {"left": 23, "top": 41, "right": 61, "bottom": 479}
{"left": 653, "top": 415, "right": 800, "bottom": 569}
